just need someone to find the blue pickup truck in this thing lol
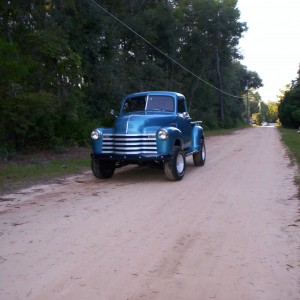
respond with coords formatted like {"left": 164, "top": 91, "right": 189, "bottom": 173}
{"left": 90, "top": 91, "right": 206, "bottom": 181}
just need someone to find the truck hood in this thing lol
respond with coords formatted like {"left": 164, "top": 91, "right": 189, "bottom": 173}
{"left": 114, "top": 112, "right": 177, "bottom": 134}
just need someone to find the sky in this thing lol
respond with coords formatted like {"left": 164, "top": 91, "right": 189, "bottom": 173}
{"left": 237, "top": 0, "right": 300, "bottom": 102}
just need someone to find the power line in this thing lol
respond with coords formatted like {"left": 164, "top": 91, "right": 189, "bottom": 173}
{"left": 89, "top": 0, "right": 244, "bottom": 99}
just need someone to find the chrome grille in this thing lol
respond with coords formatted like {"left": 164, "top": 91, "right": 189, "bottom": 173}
{"left": 102, "top": 134, "right": 157, "bottom": 154}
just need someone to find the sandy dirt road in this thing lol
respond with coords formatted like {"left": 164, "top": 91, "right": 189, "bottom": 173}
{"left": 0, "top": 126, "right": 299, "bottom": 300}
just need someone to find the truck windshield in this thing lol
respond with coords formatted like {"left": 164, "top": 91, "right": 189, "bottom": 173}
{"left": 122, "top": 95, "right": 175, "bottom": 113}
{"left": 146, "top": 96, "right": 174, "bottom": 112}
{"left": 122, "top": 96, "right": 146, "bottom": 113}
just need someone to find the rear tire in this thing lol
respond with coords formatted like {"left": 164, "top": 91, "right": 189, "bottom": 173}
{"left": 164, "top": 146, "right": 186, "bottom": 181}
{"left": 193, "top": 139, "right": 206, "bottom": 166}
{"left": 91, "top": 158, "right": 115, "bottom": 179}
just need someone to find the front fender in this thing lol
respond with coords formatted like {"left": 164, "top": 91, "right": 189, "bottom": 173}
{"left": 156, "top": 127, "right": 183, "bottom": 155}
{"left": 91, "top": 127, "right": 114, "bottom": 154}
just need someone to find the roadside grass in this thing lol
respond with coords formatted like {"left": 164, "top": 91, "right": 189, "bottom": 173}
{"left": 0, "top": 148, "right": 90, "bottom": 195}
{"left": 278, "top": 127, "right": 300, "bottom": 191}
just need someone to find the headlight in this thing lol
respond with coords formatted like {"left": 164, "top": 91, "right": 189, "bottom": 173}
{"left": 91, "top": 130, "right": 100, "bottom": 140}
{"left": 158, "top": 129, "right": 168, "bottom": 140}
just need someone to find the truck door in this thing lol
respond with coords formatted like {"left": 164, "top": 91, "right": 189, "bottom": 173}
{"left": 177, "top": 97, "right": 192, "bottom": 149}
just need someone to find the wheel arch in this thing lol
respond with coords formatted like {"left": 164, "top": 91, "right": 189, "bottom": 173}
{"left": 174, "top": 138, "right": 182, "bottom": 147}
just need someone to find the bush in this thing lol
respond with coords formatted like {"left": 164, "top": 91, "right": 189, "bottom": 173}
{"left": 0, "top": 143, "right": 16, "bottom": 160}
{"left": 252, "top": 113, "right": 262, "bottom": 125}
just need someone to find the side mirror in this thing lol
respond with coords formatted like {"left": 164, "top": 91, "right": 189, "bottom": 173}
{"left": 183, "top": 112, "right": 190, "bottom": 118}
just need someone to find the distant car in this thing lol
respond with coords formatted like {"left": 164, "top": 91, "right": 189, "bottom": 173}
{"left": 261, "top": 122, "right": 268, "bottom": 126}
{"left": 90, "top": 91, "right": 206, "bottom": 181}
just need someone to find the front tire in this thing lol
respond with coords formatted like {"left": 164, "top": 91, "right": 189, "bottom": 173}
{"left": 164, "top": 146, "right": 186, "bottom": 181}
{"left": 193, "top": 139, "right": 206, "bottom": 166}
{"left": 91, "top": 158, "right": 115, "bottom": 179}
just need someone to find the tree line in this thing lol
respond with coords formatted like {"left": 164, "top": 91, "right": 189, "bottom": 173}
{"left": 0, "top": 0, "right": 263, "bottom": 152}
{"left": 246, "top": 89, "right": 278, "bottom": 125}
{"left": 278, "top": 66, "right": 300, "bottom": 128}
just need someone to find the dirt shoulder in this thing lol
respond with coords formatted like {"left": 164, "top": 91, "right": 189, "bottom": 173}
{"left": 0, "top": 146, "right": 90, "bottom": 165}
{"left": 0, "top": 147, "right": 90, "bottom": 195}
{"left": 0, "top": 127, "right": 299, "bottom": 300}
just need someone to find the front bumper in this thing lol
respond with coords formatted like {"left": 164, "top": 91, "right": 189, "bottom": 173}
{"left": 91, "top": 153, "right": 171, "bottom": 163}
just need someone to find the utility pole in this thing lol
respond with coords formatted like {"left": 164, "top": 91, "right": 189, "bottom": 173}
{"left": 246, "top": 80, "right": 249, "bottom": 123}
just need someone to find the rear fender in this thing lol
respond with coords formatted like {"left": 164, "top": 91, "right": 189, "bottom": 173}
{"left": 191, "top": 125, "right": 204, "bottom": 151}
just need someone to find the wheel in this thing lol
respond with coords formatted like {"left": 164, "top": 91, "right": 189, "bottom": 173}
{"left": 164, "top": 146, "right": 186, "bottom": 181}
{"left": 193, "top": 138, "right": 206, "bottom": 166}
{"left": 91, "top": 158, "right": 115, "bottom": 179}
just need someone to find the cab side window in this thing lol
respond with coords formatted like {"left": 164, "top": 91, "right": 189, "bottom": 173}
{"left": 177, "top": 98, "right": 186, "bottom": 113}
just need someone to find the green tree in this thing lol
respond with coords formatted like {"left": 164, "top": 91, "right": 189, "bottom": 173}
{"left": 278, "top": 67, "right": 300, "bottom": 128}
{"left": 0, "top": 0, "right": 265, "bottom": 150}
{"left": 252, "top": 113, "right": 262, "bottom": 125}
{"left": 266, "top": 101, "right": 278, "bottom": 123}
{"left": 173, "top": 0, "right": 248, "bottom": 125}
{"left": 260, "top": 101, "right": 268, "bottom": 121}
{"left": 0, "top": 1, "right": 89, "bottom": 150}
{"left": 0, "top": 36, "right": 38, "bottom": 149}
{"left": 248, "top": 90, "right": 261, "bottom": 115}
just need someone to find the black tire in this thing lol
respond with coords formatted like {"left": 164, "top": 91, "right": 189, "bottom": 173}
{"left": 164, "top": 146, "right": 186, "bottom": 181}
{"left": 193, "top": 139, "right": 206, "bottom": 166}
{"left": 91, "top": 158, "right": 115, "bottom": 179}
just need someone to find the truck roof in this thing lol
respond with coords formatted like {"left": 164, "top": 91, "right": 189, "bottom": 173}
{"left": 124, "top": 91, "right": 185, "bottom": 99}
